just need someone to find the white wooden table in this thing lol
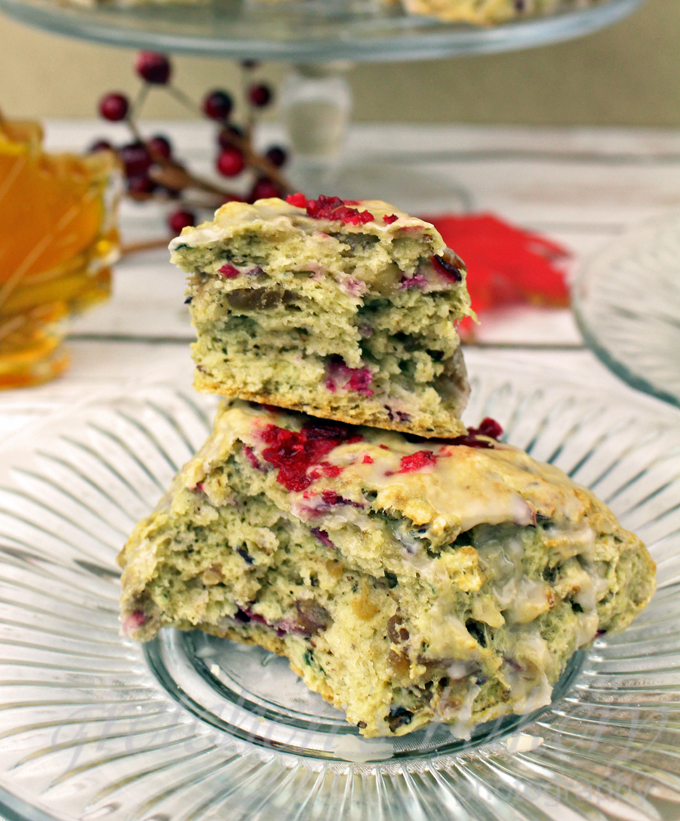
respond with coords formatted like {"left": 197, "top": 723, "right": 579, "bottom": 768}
{"left": 3, "top": 120, "right": 680, "bottom": 440}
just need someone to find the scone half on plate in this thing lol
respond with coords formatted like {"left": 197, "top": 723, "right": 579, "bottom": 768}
{"left": 119, "top": 400, "right": 656, "bottom": 738}
{"left": 170, "top": 195, "right": 473, "bottom": 439}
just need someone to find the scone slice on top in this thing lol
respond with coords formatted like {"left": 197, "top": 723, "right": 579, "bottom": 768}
{"left": 170, "top": 195, "right": 473, "bottom": 439}
{"left": 119, "top": 400, "right": 656, "bottom": 738}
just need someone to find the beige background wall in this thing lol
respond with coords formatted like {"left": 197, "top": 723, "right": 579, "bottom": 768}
{"left": 1, "top": 0, "right": 678, "bottom": 125}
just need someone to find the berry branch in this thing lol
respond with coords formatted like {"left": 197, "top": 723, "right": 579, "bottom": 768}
{"left": 93, "top": 52, "right": 292, "bottom": 236}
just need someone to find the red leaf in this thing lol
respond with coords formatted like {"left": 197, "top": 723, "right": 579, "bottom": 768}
{"left": 423, "top": 213, "right": 572, "bottom": 334}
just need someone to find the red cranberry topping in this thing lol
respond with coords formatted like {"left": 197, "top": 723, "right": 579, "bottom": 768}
{"left": 305, "top": 195, "right": 374, "bottom": 225}
{"left": 320, "top": 463, "right": 343, "bottom": 478}
{"left": 362, "top": 454, "right": 374, "bottom": 464}
{"left": 260, "top": 422, "right": 362, "bottom": 492}
{"left": 398, "top": 450, "right": 437, "bottom": 474}
{"left": 469, "top": 417, "right": 503, "bottom": 440}
{"left": 219, "top": 263, "right": 240, "bottom": 278}
{"left": 286, "top": 192, "right": 308, "bottom": 208}
{"left": 432, "top": 254, "right": 462, "bottom": 282}
{"left": 443, "top": 418, "right": 503, "bottom": 449}
{"left": 383, "top": 214, "right": 398, "bottom": 225}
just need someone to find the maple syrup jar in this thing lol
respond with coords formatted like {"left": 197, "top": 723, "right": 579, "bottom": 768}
{"left": 0, "top": 116, "right": 120, "bottom": 388}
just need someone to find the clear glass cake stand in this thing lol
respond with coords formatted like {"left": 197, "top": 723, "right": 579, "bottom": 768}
{"left": 0, "top": 0, "right": 644, "bottom": 194}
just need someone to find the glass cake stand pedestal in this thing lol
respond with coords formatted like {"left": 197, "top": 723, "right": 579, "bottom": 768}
{"left": 0, "top": 0, "right": 644, "bottom": 196}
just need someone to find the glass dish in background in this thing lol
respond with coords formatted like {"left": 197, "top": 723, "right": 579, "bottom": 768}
{"left": 0, "top": 117, "right": 120, "bottom": 389}
{"left": 573, "top": 210, "right": 680, "bottom": 410}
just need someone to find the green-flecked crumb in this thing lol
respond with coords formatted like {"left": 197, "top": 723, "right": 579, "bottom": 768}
{"left": 119, "top": 401, "right": 656, "bottom": 738}
{"left": 170, "top": 197, "right": 473, "bottom": 438}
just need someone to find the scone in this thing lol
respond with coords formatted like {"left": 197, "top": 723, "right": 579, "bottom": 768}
{"left": 393, "top": 0, "right": 591, "bottom": 24}
{"left": 169, "top": 195, "right": 473, "bottom": 439}
{"left": 119, "top": 400, "right": 656, "bottom": 738}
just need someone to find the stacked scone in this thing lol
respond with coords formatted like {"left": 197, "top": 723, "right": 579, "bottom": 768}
{"left": 119, "top": 194, "right": 655, "bottom": 738}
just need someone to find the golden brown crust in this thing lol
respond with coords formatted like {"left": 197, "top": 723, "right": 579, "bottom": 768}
{"left": 192, "top": 373, "right": 468, "bottom": 439}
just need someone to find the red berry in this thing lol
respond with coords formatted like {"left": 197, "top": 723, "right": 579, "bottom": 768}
{"left": 168, "top": 209, "right": 195, "bottom": 233}
{"left": 265, "top": 146, "right": 287, "bottom": 168}
{"left": 148, "top": 135, "right": 172, "bottom": 160}
{"left": 135, "top": 52, "right": 171, "bottom": 85}
{"left": 218, "top": 124, "right": 244, "bottom": 149}
{"left": 286, "top": 192, "right": 308, "bottom": 208}
{"left": 99, "top": 93, "right": 129, "bottom": 122}
{"left": 203, "top": 90, "right": 233, "bottom": 121}
{"left": 250, "top": 178, "right": 282, "bottom": 202}
{"left": 88, "top": 139, "right": 113, "bottom": 153}
{"left": 216, "top": 146, "right": 245, "bottom": 177}
{"left": 249, "top": 84, "right": 272, "bottom": 108}
{"left": 127, "top": 175, "right": 156, "bottom": 195}
{"left": 120, "top": 141, "right": 152, "bottom": 178}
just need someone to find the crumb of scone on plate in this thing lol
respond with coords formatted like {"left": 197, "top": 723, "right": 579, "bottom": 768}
{"left": 119, "top": 400, "right": 656, "bottom": 738}
{"left": 169, "top": 195, "right": 473, "bottom": 439}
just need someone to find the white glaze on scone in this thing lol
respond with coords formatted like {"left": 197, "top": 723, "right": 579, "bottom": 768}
{"left": 119, "top": 401, "right": 656, "bottom": 738}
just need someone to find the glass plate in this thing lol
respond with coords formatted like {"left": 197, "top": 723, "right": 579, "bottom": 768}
{"left": 573, "top": 210, "right": 680, "bottom": 411}
{"left": 0, "top": 0, "right": 642, "bottom": 61}
{"left": 0, "top": 351, "right": 679, "bottom": 821}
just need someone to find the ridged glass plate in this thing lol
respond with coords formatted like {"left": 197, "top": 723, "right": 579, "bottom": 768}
{"left": 573, "top": 209, "right": 680, "bottom": 410}
{"left": 0, "top": 0, "right": 642, "bottom": 62}
{"left": 0, "top": 352, "right": 679, "bottom": 821}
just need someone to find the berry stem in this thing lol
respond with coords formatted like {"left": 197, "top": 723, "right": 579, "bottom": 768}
{"left": 166, "top": 84, "right": 204, "bottom": 118}
{"left": 121, "top": 237, "right": 171, "bottom": 255}
{"left": 129, "top": 83, "right": 150, "bottom": 124}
